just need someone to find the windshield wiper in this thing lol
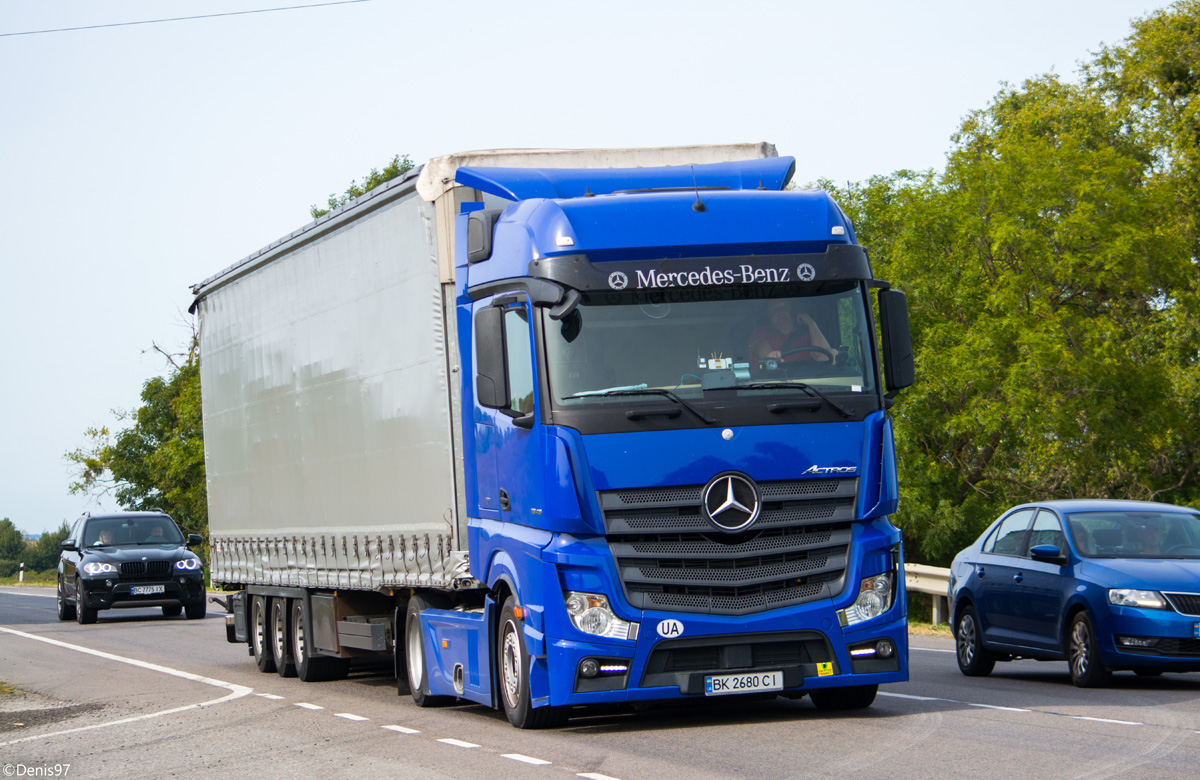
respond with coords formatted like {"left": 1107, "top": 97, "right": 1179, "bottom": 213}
{"left": 707, "top": 382, "right": 854, "bottom": 419}
{"left": 564, "top": 388, "right": 717, "bottom": 424}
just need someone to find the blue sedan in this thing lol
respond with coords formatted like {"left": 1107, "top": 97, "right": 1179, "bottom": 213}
{"left": 949, "top": 499, "right": 1200, "bottom": 687}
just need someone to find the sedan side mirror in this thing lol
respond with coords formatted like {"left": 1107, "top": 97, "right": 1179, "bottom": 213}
{"left": 1030, "top": 544, "right": 1067, "bottom": 565}
{"left": 60, "top": 540, "right": 78, "bottom": 552}
{"left": 187, "top": 534, "right": 203, "bottom": 547}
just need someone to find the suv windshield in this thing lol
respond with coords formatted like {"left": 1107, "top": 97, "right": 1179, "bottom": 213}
{"left": 544, "top": 282, "right": 876, "bottom": 412}
{"left": 84, "top": 517, "right": 184, "bottom": 546}
{"left": 1067, "top": 511, "right": 1200, "bottom": 559}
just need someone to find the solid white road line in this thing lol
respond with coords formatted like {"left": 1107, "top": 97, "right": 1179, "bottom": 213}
{"left": 0, "top": 589, "right": 55, "bottom": 598}
{"left": 0, "top": 625, "right": 252, "bottom": 747}
{"left": 503, "top": 754, "right": 551, "bottom": 765}
{"left": 335, "top": 713, "right": 369, "bottom": 721}
{"left": 382, "top": 725, "right": 420, "bottom": 734}
{"left": 910, "top": 646, "right": 956, "bottom": 653}
{"left": 1074, "top": 716, "right": 1144, "bottom": 726}
{"left": 879, "top": 691, "right": 1032, "bottom": 712}
{"left": 438, "top": 738, "right": 480, "bottom": 748}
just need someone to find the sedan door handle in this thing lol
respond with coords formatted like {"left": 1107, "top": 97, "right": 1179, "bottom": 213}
{"left": 1013, "top": 573, "right": 1024, "bottom": 583}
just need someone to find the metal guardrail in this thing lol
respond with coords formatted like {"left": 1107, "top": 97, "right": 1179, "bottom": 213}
{"left": 904, "top": 563, "right": 951, "bottom": 625}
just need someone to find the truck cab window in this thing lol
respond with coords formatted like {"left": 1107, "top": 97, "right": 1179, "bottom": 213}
{"left": 504, "top": 308, "right": 534, "bottom": 414}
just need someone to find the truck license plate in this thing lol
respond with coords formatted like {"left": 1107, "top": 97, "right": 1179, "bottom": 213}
{"left": 131, "top": 585, "right": 165, "bottom": 595}
{"left": 705, "top": 671, "right": 783, "bottom": 696}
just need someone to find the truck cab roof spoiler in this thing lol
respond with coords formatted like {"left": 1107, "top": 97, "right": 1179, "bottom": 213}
{"left": 454, "top": 156, "right": 796, "bottom": 201}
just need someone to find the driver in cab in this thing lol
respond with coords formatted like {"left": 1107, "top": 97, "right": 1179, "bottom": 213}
{"left": 750, "top": 299, "right": 836, "bottom": 364}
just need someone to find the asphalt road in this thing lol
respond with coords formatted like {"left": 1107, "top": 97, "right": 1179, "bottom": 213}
{"left": 3, "top": 586, "right": 1200, "bottom": 780}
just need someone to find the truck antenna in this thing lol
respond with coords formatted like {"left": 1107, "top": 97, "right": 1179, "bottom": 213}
{"left": 690, "top": 166, "right": 706, "bottom": 212}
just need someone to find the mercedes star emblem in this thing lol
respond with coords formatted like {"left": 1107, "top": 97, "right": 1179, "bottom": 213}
{"left": 702, "top": 472, "right": 761, "bottom": 531}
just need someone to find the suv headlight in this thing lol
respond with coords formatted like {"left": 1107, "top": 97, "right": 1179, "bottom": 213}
{"left": 838, "top": 573, "right": 895, "bottom": 627}
{"left": 82, "top": 562, "right": 117, "bottom": 575}
{"left": 563, "top": 592, "right": 638, "bottom": 640}
{"left": 175, "top": 559, "right": 202, "bottom": 571}
{"left": 1107, "top": 589, "right": 1167, "bottom": 609}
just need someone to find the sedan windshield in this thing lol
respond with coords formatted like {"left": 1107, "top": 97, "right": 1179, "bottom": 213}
{"left": 84, "top": 518, "right": 184, "bottom": 546}
{"left": 543, "top": 282, "right": 875, "bottom": 411}
{"left": 1067, "top": 511, "right": 1200, "bottom": 559}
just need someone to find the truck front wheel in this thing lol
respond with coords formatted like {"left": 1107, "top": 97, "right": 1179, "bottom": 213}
{"left": 497, "top": 596, "right": 566, "bottom": 729}
{"left": 405, "top": 595, "right": 454, "bottom": 707}
{"left": 809, "top": 684, "right": 878, "bottom": 711}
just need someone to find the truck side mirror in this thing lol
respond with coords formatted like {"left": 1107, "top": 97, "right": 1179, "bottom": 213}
{"left": 474, "top": 305, "right": 508, "bottom": 409}
{"left": 878, "top": 289, "right": 914, "bottom": 394}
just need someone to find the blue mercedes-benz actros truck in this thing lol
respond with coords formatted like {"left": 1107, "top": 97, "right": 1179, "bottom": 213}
{"left": 194, "top": 144, "right": 914, "bottom": 728}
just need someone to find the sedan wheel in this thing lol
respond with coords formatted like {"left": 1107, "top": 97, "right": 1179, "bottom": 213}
{"left": 1068, "top": 612, "right": 1111, "bottom": 688}
{"left": 57, "top": 578, "right": 75, "bottom": 621}
{"left": 955, "top": 606, "right": 994, "bottom": 676}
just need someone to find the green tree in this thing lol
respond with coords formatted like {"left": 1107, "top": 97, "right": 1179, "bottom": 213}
{"left": 833, "top": 70, "right": 1198, "bottom": 563}
{"left": 66, "top": 339, "right": 207, "bottom": 541}
{"left": 0, "top": 519, "right": 25, "bottom": 560}
{"left": 27, "top": 523, "right": 70, "bottom": 572}
{"left": 310, "top": 153, "right": 415, "bottom": 218}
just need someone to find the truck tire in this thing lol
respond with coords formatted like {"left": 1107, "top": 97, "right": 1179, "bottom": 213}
{"left": 405, "top": 595, "right": 455, "bottom": 707}
{"left": 251, "top": 595, "right": 277, "bottom": 673}
{"left": 497, "top": 596, "right": 567, "bottom": 729}
{"left": 809, "top": 684, "right": 878, "bottom": 711}
{"left": 291, "top": 599, "right": 349, "bottom": 682}
{"left": 75, "top": 578, "right": 97, "bottom": 625}
{"left": 57, "top": 577, "right": 76, "bottom": 621}
{"left": 271, "top": 598, "right": 297, "bottom": 677}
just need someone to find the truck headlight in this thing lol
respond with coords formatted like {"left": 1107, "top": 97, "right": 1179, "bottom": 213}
{"left": 563, "top": 592, "right": 638, "bottom": 640}
{"left": 82, "top": 562, "right": 117, "bottom": 575}
{"left": 1107, "top": 589, "right": 1167, "bottom": 609}
{"left": 838, "top": 573, "right": 894, "bottom": 627}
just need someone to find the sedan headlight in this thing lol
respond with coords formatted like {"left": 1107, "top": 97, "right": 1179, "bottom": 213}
{"left": 563, "top": 592, "right": 637, "bottom": 640}
{"left": 82, "top": 562, "right": 117, "bottom": 575}
{"left": 1107, "top": 589, "right": 1167, "bottom": 609}
{"left": 175, "top": 558, "right": 202, "bottom": 571}
{"left": 838, "top": 573, "right": 895, "bottom": 627}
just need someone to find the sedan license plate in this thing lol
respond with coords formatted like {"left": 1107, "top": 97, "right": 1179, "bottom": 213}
{"left": 705, "top": 671, "right": 783, "bottom": 696}
{"left": 131, "top": 585, "right": 165, "bottom": 595}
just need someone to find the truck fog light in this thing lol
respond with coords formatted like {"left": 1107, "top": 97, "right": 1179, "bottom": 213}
{"left": 877, "top": 639, "right": 895, "bottom": 658}
{"left": 580, "top": 659, "right": 600, "bottom": 678}
{"left": 837, "top": 573, "right": 895, "bottom": 627}
{"left": 562, "top": 591, "right": 638, "bottom": 640}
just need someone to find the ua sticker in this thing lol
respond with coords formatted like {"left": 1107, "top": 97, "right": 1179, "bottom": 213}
{"left": 656, "top": 619, "right": 684, "bottom": 638}
{"left": 817, "top": 662, "right": 834, "bottom": 677}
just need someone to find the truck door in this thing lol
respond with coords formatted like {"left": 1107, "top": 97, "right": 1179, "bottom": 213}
{"left": 473, "top": 297, "right": 542, "bottom": 524}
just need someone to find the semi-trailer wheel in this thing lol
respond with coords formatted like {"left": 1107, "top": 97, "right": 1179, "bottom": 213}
{"left": 291, "top": 599, "right": 349, "bottom": 682}
{"left": 405, "top": 594, "right": 455, "bottom": 707}
{"left": 809, "top": 684, "right": 878, "bottom": 711}
{"left": 271, "top": 598, "right": 297, "bottom": 677}
{"left": 251, "top": 595, "right": 277, "bottom": 673}
{"left": 497, "top": 596, "right": 566, "bottom": 729}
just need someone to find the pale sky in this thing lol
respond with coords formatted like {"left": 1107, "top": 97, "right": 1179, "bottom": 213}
{"left": 0, "top": 0, "right": 1172, "bottom": 534}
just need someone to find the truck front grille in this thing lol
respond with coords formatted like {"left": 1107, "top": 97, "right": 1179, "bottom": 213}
{"left": 599, "top": 478, "right": 856, "bottom": 616}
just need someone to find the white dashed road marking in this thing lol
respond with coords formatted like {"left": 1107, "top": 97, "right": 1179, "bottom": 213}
{"left": 256, "top": 693, "right": 285, "bottom": 700}
{"left": 438, "top": 738, "right": 480, "bottom": 748}
{"left": 503, "top": 754, "right": 551, "bottom": 765}
{"left": 383, "top": 725, "right": 420, "bottom": 734}
{"left": 579, "top": 773, "right": 624, "bottom": 780}
{"left": 294, "top": 702, "right": 324, "bottom": 710}
{"left": 335, "top": 713, "right": 369, "bottom": 721}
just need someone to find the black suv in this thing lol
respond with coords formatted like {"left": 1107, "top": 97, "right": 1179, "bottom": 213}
{"left": 58, "top": 511, "right": 206, "bottom": 624}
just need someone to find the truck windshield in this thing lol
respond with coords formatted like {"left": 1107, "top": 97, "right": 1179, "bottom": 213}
{"left": 542, "top": 282, "right": 876, "bottom": 416}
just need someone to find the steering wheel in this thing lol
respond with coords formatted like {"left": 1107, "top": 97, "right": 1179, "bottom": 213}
{"left": 1164, "top": 544, "right": 1200, "bottom": 556}
{"left": 780, "top": 345, "right": 836, "bottom": 363}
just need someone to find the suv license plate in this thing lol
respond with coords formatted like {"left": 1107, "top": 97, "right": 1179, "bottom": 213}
{"left": 705, "top": 671, "right": 783, "bottom": 696}
{"left": 131, "top": 585, "right": 165, "bottom": 595}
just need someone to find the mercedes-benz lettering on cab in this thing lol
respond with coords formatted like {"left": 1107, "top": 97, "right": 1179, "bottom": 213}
{"left": 950, "top": 499, "right": 1200, "bottom": 687}
{"left": 58, "top": 511, "right": 206, "bottom": 624}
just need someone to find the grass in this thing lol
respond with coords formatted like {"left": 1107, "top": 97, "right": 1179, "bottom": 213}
{"left": 0, "top": 571, "right": 56, "bottom": 587}
{"left": 909, "top": 620, "right": 952, "bottom": 638}
{"left": 0, "top": 679, "right": 15, "bottom": 697}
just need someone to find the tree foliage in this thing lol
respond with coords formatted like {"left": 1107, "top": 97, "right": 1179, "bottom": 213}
{"left": 66, "top": 339, "right": 207, "bottom": 541}
{"left": 831, "top": 1, "right": 1200, "bottom": 563}
{"left": 310, "top": 153, "right": 414, "bottom": 218}
{"left": 0, "top": 519, "right": 24, "bottom": 561}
